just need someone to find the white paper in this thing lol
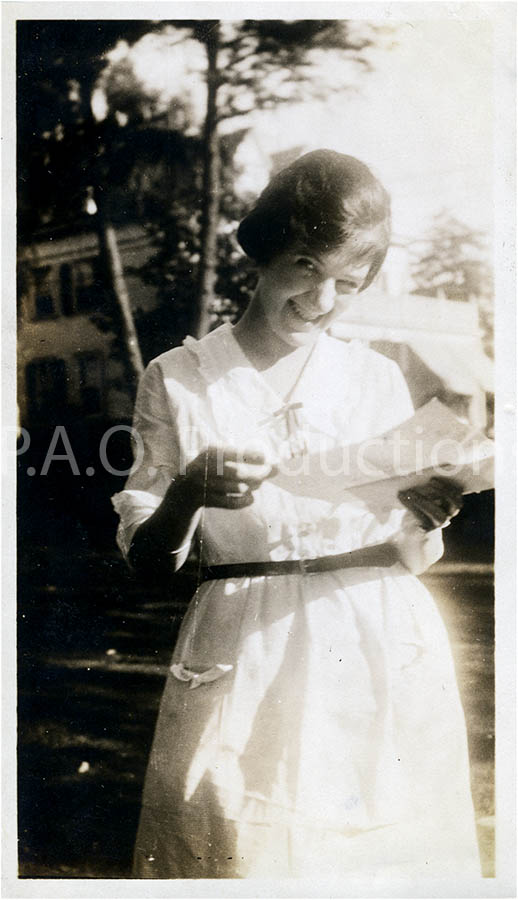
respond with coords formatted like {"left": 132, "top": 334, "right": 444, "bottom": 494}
{"left": 271, "top": 398, "right": 495, "bottom": 505}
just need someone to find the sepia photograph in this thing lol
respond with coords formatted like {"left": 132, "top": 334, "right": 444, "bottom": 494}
{"left": 4, "top": 1, "right": 515, "bottom": 895}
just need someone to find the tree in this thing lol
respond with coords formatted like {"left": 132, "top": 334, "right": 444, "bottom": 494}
{"left": 17, "top": 21, "right": 163, "bottom": 391}
{"left": 192, "top": 21, "right": 221, "bottom": 337}
{"left": 133, "top": 131, "right": 255, "bottom": 361}
{"left": 410, "top": 212, "right": 493, "bottom": 302}
{"left": 409, "top": 212, "right": 494, "bottom": 354}
{"left": 169, "top": 19, "right": 380, "bottom": 337}
{"left": 18, "top": 19, "right": 389, "bottom": 367}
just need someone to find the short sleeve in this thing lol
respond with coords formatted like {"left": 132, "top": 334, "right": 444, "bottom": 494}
{"left": 111, "top": 361, "right": 180, "bottom": 560}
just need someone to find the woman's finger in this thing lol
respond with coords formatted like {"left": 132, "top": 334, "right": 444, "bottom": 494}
{"left": 411, "top": 486, "right": 459, "bottom": 519}
{"left": 213, "top": 446, "right": 269, "bottom": 466}
{"left": 224, "top": 492, "right": 255, "bottom": 509}
{"left": 214, "top": 477, "right": 260, "bottom": 495}
{"left": 223, "top": 461, "right": 275, "bottom": 483}
{"left": 398, "top": 477, "right": 464, "bottom": 528}
{"left": 430, "top": 477, "right": 464, "bottom": 511}
{"left": 430, "top": 475, "right": 464, "bottom": 494}
{"left": 437, "top": 493, "right": 462, "bottom": 518}
{"left": 208, "top": 487, "right": 254, "bottom": 509}
{"left": 398, "top": 490, "right": 447, "bottom": 530}
{"left": 420, "top": 479, "right": 464, "bottom": 518}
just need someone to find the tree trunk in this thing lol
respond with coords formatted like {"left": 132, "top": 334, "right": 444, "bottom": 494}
{"left": 96, "top": 196, "right": 145, "bottom": 391}
{"left": 193, "top": 22, "right": 220, "bottom": 338}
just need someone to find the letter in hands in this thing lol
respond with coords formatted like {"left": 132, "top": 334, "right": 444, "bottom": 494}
{"left": 186, "top": 446, "right": 278, "bottom": 510}
{"left": 398, "top": 476, "right": 464, "bottom": 532}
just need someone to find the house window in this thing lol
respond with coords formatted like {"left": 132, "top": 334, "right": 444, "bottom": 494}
{"left": 26, "top": 357, "right": 68, "bottom": 422}
{"left": 75, "top": 259, "right": 101, "bottom": 313}
{"left": 58, "top": 258, "right": 102, "bottom": 315}
{"left": 33, "top": 266, "right": 56, "bottom": 319}
{"left": 77, "top": 352, "right": 104, "bottom": 414}
{"left": 60, "top": 263, "right": 74, "bottom": 316}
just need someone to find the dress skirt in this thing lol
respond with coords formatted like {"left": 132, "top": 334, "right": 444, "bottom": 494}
{"left": 131, "top": 566, "right": 480, "bottom": 879}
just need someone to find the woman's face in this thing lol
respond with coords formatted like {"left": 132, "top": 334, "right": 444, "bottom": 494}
{"left": 254, "top": 243, "right": 371, "bottom": 348}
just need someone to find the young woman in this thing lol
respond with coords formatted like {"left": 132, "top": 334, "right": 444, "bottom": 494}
{"left": 112, "top": 150, "right": 480, "bottom": 879}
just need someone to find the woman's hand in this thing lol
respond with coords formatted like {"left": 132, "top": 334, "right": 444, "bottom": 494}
{"left": 129, "top": 446, "right": 277, "bottom": 575}
{"left": 397, "top": 476, "right": 464, "bottom": 531}
{"left": 394, "top": 476, "right": 463, "bottom": 574}
{"left": 186, "top": 446, "right": 278, "bottom": 510}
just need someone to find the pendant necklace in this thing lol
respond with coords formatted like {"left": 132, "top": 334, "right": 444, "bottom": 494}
{"left": 260, "top": 341, "right": 318, "bottom": 460}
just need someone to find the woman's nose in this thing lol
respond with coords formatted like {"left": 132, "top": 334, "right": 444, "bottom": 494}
{"left": 315, "top": 278, "right": 337, "bottom": 313}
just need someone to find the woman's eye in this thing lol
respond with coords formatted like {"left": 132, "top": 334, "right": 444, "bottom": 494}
{"left": 335, "top": 280, "right": 359, "bottom": 294}
{"left": 296, "top": 258, "right": 316, "bottom": 273}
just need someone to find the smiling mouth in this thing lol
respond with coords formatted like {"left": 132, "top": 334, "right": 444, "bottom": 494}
{"left": 288, "top": 298, "right": 324, "bottom": 322}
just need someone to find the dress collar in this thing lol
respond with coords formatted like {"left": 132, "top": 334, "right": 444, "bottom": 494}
{"left": 183, "top": 323, "right": 342, "bottom": 444}
{"left": 185, "top": 323, "right": 323, "bottom": 405}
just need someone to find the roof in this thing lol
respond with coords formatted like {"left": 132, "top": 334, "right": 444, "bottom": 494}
{"left": 17, "top": 223, "right": 152, "bottom": 266}
{"left": 331, "top": 291, "right": 482, "bottom": 339}
{"left": 330, "top": 292, "right": 493, "bottom": 395}
{"left": 408, "top": 336, "right": 493, "bottom": 394}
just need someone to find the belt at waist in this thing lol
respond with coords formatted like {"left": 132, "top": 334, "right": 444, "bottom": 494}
{"left": 200, "top": 541, "right": 399, "bottom": 582}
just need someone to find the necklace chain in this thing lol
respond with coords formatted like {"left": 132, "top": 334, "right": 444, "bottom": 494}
{"left": 282, "top": 340, "right": 318, "bottom": 405}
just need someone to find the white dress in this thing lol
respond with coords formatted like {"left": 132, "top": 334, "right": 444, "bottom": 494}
{"left": 112, "top": 324, "right": 480, "bottom": 880}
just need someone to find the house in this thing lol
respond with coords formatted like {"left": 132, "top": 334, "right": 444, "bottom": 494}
{"left": 330, "top": 289, "right": 493, "bottom": 431}
{"left": 17, "top": 222, "right": 156, "bottom": 428}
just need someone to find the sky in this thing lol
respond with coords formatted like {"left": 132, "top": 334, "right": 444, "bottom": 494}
{"left": 95, "top": 14, "right": 496, "bottom": 246}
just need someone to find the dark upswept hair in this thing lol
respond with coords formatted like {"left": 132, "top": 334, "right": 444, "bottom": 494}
{"left": 237, "top": 149, "right": 391, "bottom": 291}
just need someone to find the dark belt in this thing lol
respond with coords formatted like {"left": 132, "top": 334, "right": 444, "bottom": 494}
{"left": 200, "top": 542, "right": 400, "bottom": 582}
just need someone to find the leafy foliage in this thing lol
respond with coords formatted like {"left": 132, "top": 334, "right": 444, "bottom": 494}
{"left": 133, "top": 131, "right": 255, "bottom": 360}
{"left": 410, "top": 212, "right": 493, "bottom": 302}
{"left": 17, "top": 20, "right": 189, "bottom": 384}
{"left": 17, "top": 20, "right": 159, "bottom": 235}
{"left": 18, "top": 19, "right": 388, "bottom": 359}
{"left": 409, "top": 211, "right": 494, "bottom": 355}
{"left": 215, "top": 20, "right": 376, "bottom": 117}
